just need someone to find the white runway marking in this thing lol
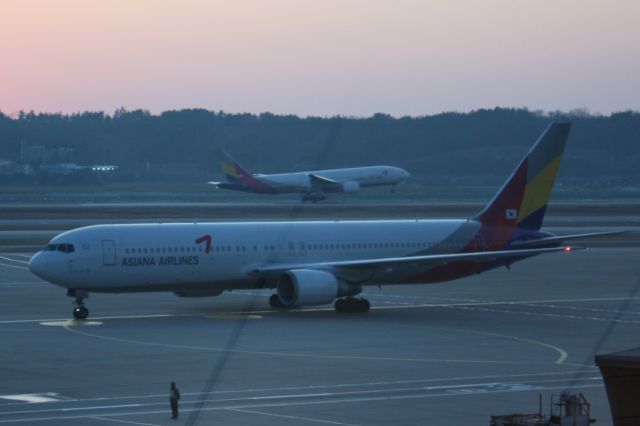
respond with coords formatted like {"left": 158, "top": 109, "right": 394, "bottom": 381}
{"left": 0, "top": 379, "right": 603, "bottom": 417}
{"left": 0, "top": 369, "right": 598, "bottom": 409}
{"left": 40, "top": 320, "right": 103, "bottom": 327}
{"left": 11, "top": 254, "right": 34, "bottom": 259}
{"left": 0, "top": 256, "right": 29, "bottom": 264}
{"left": 62, "top": 324, "right": 569, "bottom": 367}
{"left": 227, "top": 407, "right": 362, "bottom": 425}
{"left": 61, "top": 404, "right": 142, "bottom": 412}
{"left": 451, "top": 305, "right": 640, "bottom": 325}
{"left": 0, "top": 393, "right": 69, "bottom": 404}
{"left": 0, "top": 262, "right": 28, "bottom": 271}
{"left": 208, "top": 314, "right": 263, "bottom": 320}
{"left": 222, "top": 295, "right": 640, "bottom": 315}
{"left": 0, "top": 314, "right": 172, "bottom": 325}
{"left": 522, "top": 302, "right": 640, "bottom": 316}
{"left": 91, "top": 417, "right": 162, "bottom": 426}
{"left": 0, "top": 383, "right": 605, "bottom": 424}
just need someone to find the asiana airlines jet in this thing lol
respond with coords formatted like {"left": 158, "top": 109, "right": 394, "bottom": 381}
{"left": 29, "top": 122, "right": 617, "bottom": 319}
{"left": 208, "top": 152, "right": 410, "bottom": 201}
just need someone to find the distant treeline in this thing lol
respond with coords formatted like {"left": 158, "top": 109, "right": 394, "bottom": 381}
{"left": 0, "top": 108, "right": 638, "bottom": 186}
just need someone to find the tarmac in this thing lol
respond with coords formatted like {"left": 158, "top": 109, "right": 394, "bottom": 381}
{"left": 0, "top": 206, "right": 639, "bottom": 425}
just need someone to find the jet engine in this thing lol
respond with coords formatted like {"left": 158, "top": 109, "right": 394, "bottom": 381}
{"left": 341, "top": 181, "right": 360, "bottom": 193}
{"left": 276, "top": 269, "right": 359, "bottom": 307}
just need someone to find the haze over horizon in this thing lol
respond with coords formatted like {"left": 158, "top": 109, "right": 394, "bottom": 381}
{"left": 2, "top": 0, "right": 639, "bottom": 117}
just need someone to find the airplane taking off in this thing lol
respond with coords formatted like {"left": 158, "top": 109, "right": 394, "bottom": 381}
{"left": 29, "top": 123, "right": 619, "bottom": 319}
{"left": 208, "top": 152, "right": 410, "bottom": 201}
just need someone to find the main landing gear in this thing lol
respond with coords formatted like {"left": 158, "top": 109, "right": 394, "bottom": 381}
{"left": 68, "top": 289, "right": 89, "bottom": 320}
{"left": 302, "top": 192, "right": 326, "bottom": 202}
{"left": 267, "top": 294, "right": 370, "bottom": 313}
{"left": 334, "top": 297, "right": 370, "bottom": 313}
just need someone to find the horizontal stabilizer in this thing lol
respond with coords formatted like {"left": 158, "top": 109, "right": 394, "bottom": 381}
{"left": 249, "top": 246, "right": 578, "bottom": 276}
{"left": 208, "top": 181, "right": 253, "bottom": 192}
{"left": 510, "top": 231, "right": 628, "bottom": 248}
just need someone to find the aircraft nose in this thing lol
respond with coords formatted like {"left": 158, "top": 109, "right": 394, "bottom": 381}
{"left": 28, "top": 252, "right": 48, "bottom": 280}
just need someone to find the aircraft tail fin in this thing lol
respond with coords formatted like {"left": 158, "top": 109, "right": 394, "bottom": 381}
{"left": 473, "top": 122, "right": 571, "bottom": 231}
{"left": 218, "top": 150, "right": 252, "bottom": 185}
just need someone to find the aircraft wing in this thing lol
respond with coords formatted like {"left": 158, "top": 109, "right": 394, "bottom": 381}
{"left": 249, "top": 246, "right": 576, "bottom": 276}
{"left": 308, "top": 173, "right": 340, "bottom": 186}
{"left": 510, "top": 231, "right": 627, "bottom": 248}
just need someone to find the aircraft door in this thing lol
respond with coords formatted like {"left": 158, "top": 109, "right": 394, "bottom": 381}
{"left": 102, "top": 240, "right": 117, "bottom": 266}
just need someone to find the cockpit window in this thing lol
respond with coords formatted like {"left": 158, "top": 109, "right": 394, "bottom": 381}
{"left": 44, "top": 243, "right": 74, "bottom": 253}
{"left": 57, "top": 244, "right": 75, "bottom": 253}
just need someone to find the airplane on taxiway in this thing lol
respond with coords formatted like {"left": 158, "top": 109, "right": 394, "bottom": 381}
{"left": 29, "top": 122, "right": 619, "bottom": 320}
{"left": 208, "top": 152, "right": 410, "bottom": 201}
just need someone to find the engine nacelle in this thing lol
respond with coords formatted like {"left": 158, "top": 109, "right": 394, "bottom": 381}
{"left": 341, "top": 181, "right": 360, "bottom": 193}
{"left": 277, "top": 269, "right": 359, "bottom": 307}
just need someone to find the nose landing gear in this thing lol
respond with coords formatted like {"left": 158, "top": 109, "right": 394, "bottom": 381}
{"left": 73, "top": 302, "right": 89, "bottom": 320}
{"left": 68, "top": 289, "right": 90, "bottom": 320}
{"left": 73, "top": 305, "right": 89, "bottom": 320}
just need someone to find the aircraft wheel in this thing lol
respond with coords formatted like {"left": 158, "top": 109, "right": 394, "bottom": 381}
{"left": 73, "top": 306, "right": 89, "bottom": 320}
{"left": 358, "top": 298, "right": 370, "bottom": 313}
{"left": 335, "top": 298, "right": 369, "bottom": 313}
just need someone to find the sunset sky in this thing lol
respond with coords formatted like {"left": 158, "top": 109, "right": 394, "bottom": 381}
{"left": 1, "top": 0, "right": 639, "bottom": 116}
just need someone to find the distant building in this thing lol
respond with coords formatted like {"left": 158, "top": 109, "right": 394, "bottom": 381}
{"left": 39, "top": 163, "right": 119, "bottom": 175}
{"left": 0, "top": 159, "right": 32, "bottom": 175}
{"left": 20, "top": 141, "right": 73, "bottom": 165}
{"left": 17, "top": 142, "right": 118, "bottom": 176}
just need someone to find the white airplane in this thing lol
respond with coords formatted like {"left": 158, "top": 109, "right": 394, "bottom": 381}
{"left": 208, "top": 153, "right": 410, "bottom": 201}
{"left": 29, "top": 122, "right": 618, "bottom": 319}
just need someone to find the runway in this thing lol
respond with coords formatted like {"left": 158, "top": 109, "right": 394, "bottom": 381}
{"left": 1, "top": 244, "right": 639, "bottom": 425}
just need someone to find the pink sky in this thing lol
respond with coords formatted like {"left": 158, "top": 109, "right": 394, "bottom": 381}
{"left": 1, "top": 0, "right": 639, "bottom": 116}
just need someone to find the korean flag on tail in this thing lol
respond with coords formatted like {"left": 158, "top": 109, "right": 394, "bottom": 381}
{"left": 505, "top": 209, "right": 518, "bottom": 220}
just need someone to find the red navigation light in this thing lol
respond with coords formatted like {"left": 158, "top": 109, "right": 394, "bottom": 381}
{"left": 564, "top": 246, "right": 572, "bottom": 253}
